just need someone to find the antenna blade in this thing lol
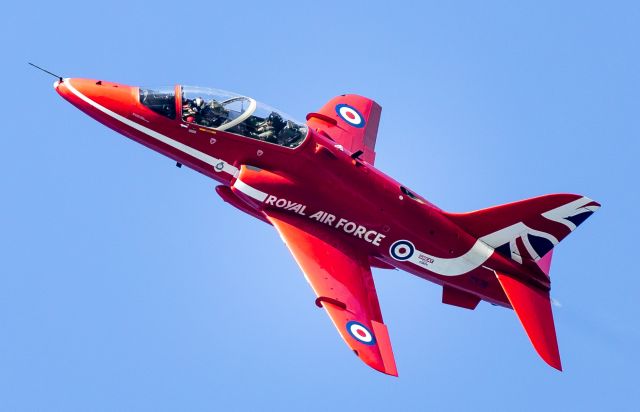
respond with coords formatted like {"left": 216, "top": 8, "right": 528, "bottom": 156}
{"left": 28, "top": 62, "right": 63, "bottom": 81}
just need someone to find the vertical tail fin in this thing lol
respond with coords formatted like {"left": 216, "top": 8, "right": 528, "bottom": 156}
{"left": 445, "top": 194, "right": 600, "bottom": 278}
{"left": 445, "top": 194, "right": 600, "bottom": 369}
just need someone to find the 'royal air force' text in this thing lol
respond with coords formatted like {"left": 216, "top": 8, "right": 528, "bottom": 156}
{"left": 264, "top": 195, "right": 386, "bottom": 246}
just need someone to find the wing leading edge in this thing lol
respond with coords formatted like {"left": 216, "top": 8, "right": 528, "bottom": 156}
{"left": 265, "top": 210, "right": 398, "bottom": 376}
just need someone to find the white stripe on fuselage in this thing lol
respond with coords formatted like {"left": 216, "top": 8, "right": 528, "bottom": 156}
{"left": 64, "top": 79, "right": 239, "bottom": 177}
{"left": 395, "top": 196, "right": 598, "bottom": 276}
{"left": 233, "top": 179, "right": 268, "bottom": 202}
{"left": 403, "top": 240, "right": 495, "bottom": 276}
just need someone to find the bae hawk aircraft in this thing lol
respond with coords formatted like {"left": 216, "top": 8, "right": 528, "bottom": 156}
{"left": 44, "top": 68, "right": 599, "bottom": 376}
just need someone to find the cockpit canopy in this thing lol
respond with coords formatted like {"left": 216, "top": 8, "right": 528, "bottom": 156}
{"left": 139, "top": 86, "right": 308, "bottom": 149}
{"left": 182, "top": 86, "right": 308, "bottom": 148}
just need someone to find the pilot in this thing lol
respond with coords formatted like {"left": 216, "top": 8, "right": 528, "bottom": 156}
{"left": 256, "top": 122, "right": 276, "bottom": 141}
{"left": 182, "top": 98, "right": 204, "bottom": 122}
{"left": 182, "top": 99, "right": 195, "bottom": 116}
{"left": 267, "top": 112, "right": 286, "bottom": 131}
{"left": 277, "top": 120, "right": 302, "bottom": 146}
{"left": 194, "top": 97, "right": 205, "bottom": 112}
{"left": 254, "top": 112, "right": 286, "bottom": 142}
{"left": 183, "top": 97, "right": 209, "bottom": 125}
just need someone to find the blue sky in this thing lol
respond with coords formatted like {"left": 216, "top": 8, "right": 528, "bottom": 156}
{"left": 2, "top": 1, "right": 638, "bottom": 410}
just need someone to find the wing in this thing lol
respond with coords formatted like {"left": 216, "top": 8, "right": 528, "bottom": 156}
{"left": 306, "top": 95, "right": 381, "bottom": 164}
{"left": 265, "top": 210, "right": 398, "bottom": 376}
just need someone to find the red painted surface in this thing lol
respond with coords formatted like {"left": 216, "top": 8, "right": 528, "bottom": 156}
{"left": 54, "top": 77, "right": 599, "bottom": 375}
{"left": 495, "top": 272, "right": 562, "bottom": 371}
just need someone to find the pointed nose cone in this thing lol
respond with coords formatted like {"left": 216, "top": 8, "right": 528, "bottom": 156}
{"left": 53, "top": 77, "right": 70, "bottom": 99}
{"left": 54, "top": 78, "right": 93, "bottom": 106}
{"left": 53, "top": 78, "right": 138, "bottom": 124}
{"left": 54, "top": 78, "right": 102, "bottom": 118}
{"left": 54, "top": 78, "right": 125, "bottom": 102}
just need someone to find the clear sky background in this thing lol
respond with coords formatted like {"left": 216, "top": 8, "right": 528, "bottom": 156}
{"left": 2, "top": 1, "right": 638, "bottom": 411}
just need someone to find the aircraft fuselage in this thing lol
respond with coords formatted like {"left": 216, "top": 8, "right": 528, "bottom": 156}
{"left": 55, "top": 78, "right": 543, "bottom": 309}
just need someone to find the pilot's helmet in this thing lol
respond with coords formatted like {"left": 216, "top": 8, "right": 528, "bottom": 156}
{"left": 194, "top": 97, "right": 204, "bottom": 108}
{"left": 268, "top": 111, "right": 283, "bottom": 123}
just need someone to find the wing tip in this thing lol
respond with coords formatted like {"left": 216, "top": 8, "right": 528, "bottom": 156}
{"left": 535, "top": 344, "right": 563, "bottom": 372}
{"left": 361, "top": 354, "right": 399, "bottom": 377}
{"left": 371, "top": 320, "right": 398, "bottom": 377}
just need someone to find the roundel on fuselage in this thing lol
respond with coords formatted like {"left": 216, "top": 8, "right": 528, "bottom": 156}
{"left": 390, "top": 240, "right": 415, "bottom": 261}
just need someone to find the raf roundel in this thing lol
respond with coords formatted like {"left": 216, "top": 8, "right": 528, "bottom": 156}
{"left": 346, "top": 321, "right": 376, "bottom": 345}
{"left": 335, "top": 104, "right": 366, "bottom": 128}
{"left": 390, "top": 240, "right": 415, "bottom": 261}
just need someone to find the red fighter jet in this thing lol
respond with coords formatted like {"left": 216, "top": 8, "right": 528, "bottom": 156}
{"left": 48, "top": 71, "right": 599, "bottom": 376}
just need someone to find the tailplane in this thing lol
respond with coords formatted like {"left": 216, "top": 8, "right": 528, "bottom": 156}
{"left": 495, "top": 271, "right": 562, "bottom": 370}
{"left": 446, "top": 194, "right": 600, "bottom": 369}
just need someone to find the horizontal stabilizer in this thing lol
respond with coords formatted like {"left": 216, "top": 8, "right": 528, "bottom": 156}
{"left": 495, "top": 272, "right": 562, "bottom": 370}
{"left": 442, "top": 286, "right": 480, "bottom": 310}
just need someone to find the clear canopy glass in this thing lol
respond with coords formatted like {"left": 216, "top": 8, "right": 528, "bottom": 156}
{"left": 181, "top": 86, "right": 308, "bottom": 148}
{"left": 139, "top": 87, "right": 176, "bottom": 119}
